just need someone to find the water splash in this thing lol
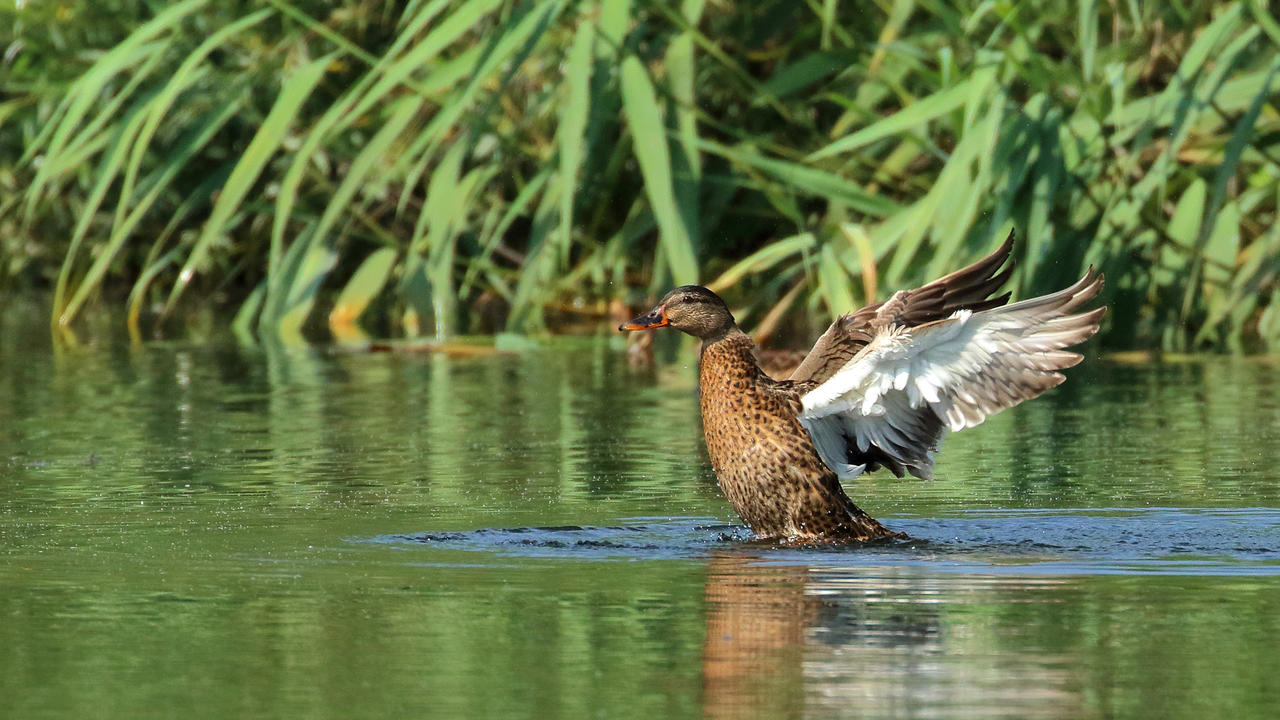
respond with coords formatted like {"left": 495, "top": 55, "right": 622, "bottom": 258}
{"left": 372, "top": 507, "right": 1280, "bottom": 575}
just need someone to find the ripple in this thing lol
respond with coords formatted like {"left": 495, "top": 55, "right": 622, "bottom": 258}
{"left": 370, "top": 507, "right": 1280, "bottom": 575}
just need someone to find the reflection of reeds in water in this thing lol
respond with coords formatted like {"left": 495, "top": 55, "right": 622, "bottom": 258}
{"left": 701, "top": 556, "right": 1087, "bottom": 719}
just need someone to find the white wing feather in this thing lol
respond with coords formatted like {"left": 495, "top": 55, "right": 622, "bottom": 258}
{"left": 797, "top": 272, "right": 1104, "bottom": 480}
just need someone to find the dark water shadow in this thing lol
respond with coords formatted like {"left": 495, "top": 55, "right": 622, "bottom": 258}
{"left": 369, "top": 507, "right": 1280, "bottom": 576}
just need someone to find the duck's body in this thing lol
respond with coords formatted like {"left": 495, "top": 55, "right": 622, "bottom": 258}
{"left": 621, "top": 234, "right": 1105, "bottom": 543}
{"left": 697, "top": 330, "right": 898, "bottom": 540}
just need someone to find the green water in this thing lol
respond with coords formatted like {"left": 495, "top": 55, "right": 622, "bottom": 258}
{"left": 2, "top": 330, "right": 1278, "bottom": 719}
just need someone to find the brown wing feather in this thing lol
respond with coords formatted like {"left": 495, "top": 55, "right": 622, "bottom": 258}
{"left": 789, "top": 231, "right": 1018, "bottom": 384}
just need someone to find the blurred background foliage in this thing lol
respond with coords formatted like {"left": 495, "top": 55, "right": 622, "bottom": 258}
{"left": 1, "top": 0, "right": 1279, "bottom": 350}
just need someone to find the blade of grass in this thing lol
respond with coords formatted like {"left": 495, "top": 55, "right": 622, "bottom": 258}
{"left": 230, "top": 279, "right": 267, "bottom": 344}
{"left": 349, "top": 0, "right": 503, "bottom": 124}
{"left": 396, "top": 0, "right": 565, "bottom": 207}
{"left": 818, "top": 242, "right": 858, "bottom": 318}
{"left": 699, "top": 139, "right": 901, "bottom": 216}
{"left": 558, "top": 18, "right": 595, "bottom": 265}
{"left": 463, "top": 170, "right": 552, "bottom": 299}
{"left": 1079, "top": 0, "right": 1098, "bottom": 81}
{"left": 508, "top": 176, "right": 564, "bottom": 331}
{"left": 808, "top": 73, "right": 992, "bottom": 160}
{"left": 1192, "top": 201, "right": 1242, "bottom": 346}
{"left": 840, "top": 223, "right": 879, "bottom": 301}
{"left": 1203, "top": 202, "right": 1242, "bottom": 287}
{"left": 330, "top": 247, "right": 398, "bottom": 334}
{"left": 819, "top": 0, "right": 837, "bottom": 49}
{"left": 1021, "top": 105, "right": 1061, "bottom": 291}
{"left": 403, "top": 142, "right": 495, "bottom": 339}
{"left": 166, "top": 52, "right": 333, "bottom": 315}
{"left": 750, "top": 273, "right": 806, "bottom": 344}
{"left": 114, "top": 10, "right": 272, "bottom": 232}
{"left": 267, "top": 0, "right": 496, "bottom": 287}
{"left": 598, "top": 0, "right": 633, "bottom": 51}
{"left": 125, "top": 247, "right": 181, "bottom": 342}
{"left": 276, "top": 245, "right": 339, "bottom": 344}
{"left": 666, "top": 25, "right": 704, "bottom": 271}
{"left": 61, "top": 98, "right": 242, "bottom": 325}
{"left": 882, "top": 79, "right": 995, "bottom": 287}
{"left": 38, "top": 47, "right": 168, "bottom": 181}
{"left": 267, "top": 0, "right": 499, "bottom": 267}
{"left": 1129, "top": 26, "right": 1258, "bottom": 216}
{"left": 50, "top": 93, "right": 154, "bottom": 328}
{"left": 1180, "top": 59, "right": 1280, "bottom": 325}
{"left": 760, "top": 50, "right": 860, "bottom": 102}
{"left": 1249, "top": 0, "right": 1280, "bottom": 46}
{"left": 1107, "top": 4, "right": 1246, "bottom": 152}
{"left": 264, "top": 95, "right": 420, "bottom": 334}
{"left": 21, "top": 0, "right": 208, "bottom": 167}
{"left": 621, "top": 55, "right": 698, "bottom": 285}
{"left": 706, "top": 233, "right": 816, "bottom": 292}
{"left": 928, "top": 96, "right": 1005, "bottom": 280}
{"left": 1161, "top": 178, "right": 1207, "bottom": 288}
{"left": 23, "top": 42, "right": 167, "bottom": 218}
{"left": 867, "top": 0, "right": 915, "bottom": 77}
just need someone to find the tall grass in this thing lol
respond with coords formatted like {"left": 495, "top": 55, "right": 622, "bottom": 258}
{"left": 2, "top": 0, "right": 1278, "bottom": 350}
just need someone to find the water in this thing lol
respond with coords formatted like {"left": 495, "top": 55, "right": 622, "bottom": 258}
{"left": 1, "top": 328, "right": 1278, "bottom": 719}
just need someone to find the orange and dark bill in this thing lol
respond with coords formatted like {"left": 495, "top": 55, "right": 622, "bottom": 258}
{"left": 619, "top": 305, "right": 669, "bottom": 331}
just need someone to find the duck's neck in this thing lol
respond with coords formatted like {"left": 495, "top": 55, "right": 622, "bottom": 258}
{"left": 696, "top": 322, "right": 741, "bottom": 346}
{"left": 698, "top": 327, "right": 765, "bottom": 382}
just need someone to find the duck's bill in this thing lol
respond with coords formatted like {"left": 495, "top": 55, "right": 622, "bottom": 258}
{"left": 619, "top": 306, "right": 668, "bottom": 331}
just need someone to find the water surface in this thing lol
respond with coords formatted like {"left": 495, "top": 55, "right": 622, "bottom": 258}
{"left": 1, "top": 329, "right": 1277, "bottom": 718}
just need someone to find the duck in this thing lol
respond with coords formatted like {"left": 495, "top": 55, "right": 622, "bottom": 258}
{"left": 619, "top": 234, "right": 1105, "bottom": 543}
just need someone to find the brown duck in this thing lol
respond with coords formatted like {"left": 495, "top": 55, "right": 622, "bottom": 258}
{"left": 619, "top": 236, "right": 1104, "bottom": 543}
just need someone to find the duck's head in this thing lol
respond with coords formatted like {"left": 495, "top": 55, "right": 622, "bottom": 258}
{"left": 618, "top": 285, "right": 736, "bottom": 340}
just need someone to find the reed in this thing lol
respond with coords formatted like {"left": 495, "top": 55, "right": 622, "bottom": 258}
{"left": 2, "top": 0, "right": 1277, "bottom": 350}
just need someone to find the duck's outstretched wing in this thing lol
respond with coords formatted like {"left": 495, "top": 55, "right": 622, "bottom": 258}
{"left": 788, "top": 232, "right": 1017, "bottom": 384}
{"left": 796, "top": 270, "right": 1105, "bottom": 480}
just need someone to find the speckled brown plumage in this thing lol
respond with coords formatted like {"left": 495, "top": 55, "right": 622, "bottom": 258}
{"left": 697, "top": 330, "right": 900, "bottom": 541}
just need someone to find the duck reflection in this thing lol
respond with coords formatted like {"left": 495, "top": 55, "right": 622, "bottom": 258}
{"left": 703, "top": 555, "right": 812, "bottom": 719}
{"left": 701, "top": 554, "right": 1086, "bottom": 719}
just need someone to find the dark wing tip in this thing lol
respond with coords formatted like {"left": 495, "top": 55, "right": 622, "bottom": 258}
{"left": 999, "top": 228, "right": 1016, "bottom": 253}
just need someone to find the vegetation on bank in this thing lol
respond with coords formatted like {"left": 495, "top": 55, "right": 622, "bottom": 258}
{"left": 1, "top": 0, "right": 1278, "bottom": 350}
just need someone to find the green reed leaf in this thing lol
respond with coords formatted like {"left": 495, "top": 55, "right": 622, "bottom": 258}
{"left": 621, "top": 55, "right": 698, "bottom": 286}
{"left": 331, "top": 248, "right": 399, "bottom": 330}
{"left": 558, "top": 18, "right": 595, "bottom": 264}
{"left": 166, "top": 52, "right": 333, "bottom": 314}
{"left": 808, "top": 74, "right": 990, "bottom": 160}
